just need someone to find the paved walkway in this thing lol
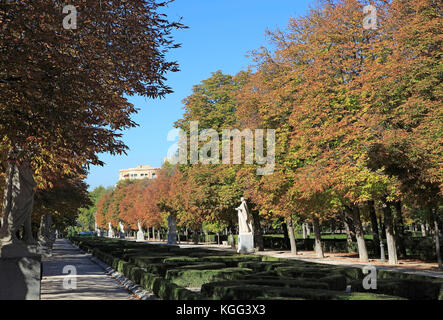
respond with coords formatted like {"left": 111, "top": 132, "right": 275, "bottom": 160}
{"left": 41, "top": 239, "right": 134, "bottom": 300}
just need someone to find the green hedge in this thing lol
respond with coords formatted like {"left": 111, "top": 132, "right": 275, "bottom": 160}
{"left": 201, "top": 281, "right": 405, "bottom": 300}
{"left": 68, "top": 236, "right": 441, "bottom": 301}
{"left": 166, "top": 267, "right": 253, "bottom": 288}
{"left": 140, "top": 272, "right": 200, "bottom": 300}
{"left": 350, "top": 279, "right": 442, "bottom": 300}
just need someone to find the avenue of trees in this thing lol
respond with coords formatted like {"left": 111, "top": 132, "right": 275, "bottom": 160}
{"left": 94, "top": 0, "right": 442, "bottom": 268}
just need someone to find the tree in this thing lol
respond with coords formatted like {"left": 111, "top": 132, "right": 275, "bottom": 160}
{"left": 76, "top": 185, "right": 110, "bottom": 231}
{"left": 0, "top": 0, "right": 185, "bottom": 245}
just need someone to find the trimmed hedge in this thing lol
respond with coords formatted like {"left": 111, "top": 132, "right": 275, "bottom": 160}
{"left": 166, "top": 267, "right": 253, "bottom": 288}
{"left": 68, "top": 236, "right": 441, "bottom": 301}
{"left": 350, "top": 278, "right": 442, "bottom": 300}
{"left": 140, "top": 272, "right": 200, "bottom": 300}
{"left": 201, "top": 281, "right": 405, "bottom": 300}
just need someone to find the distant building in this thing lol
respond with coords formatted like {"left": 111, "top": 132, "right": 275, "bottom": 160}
{"left": 118, "top": 165, "right": 161, "bottom": 181}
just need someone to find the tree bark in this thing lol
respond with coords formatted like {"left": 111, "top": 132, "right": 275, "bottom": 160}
{"left": 286, "top": 217, "right": 297, "bottom": 255}
{"left": 347, "top": 205, "right": 369, "bottom": 262}
{"left": 302, "top": 222, "right": 307, "bottom": 239}
{"left": 313, "top": 217, "right": 324, "bottom": 258}
{"left": 368, "top": 200, "right": 380, "bottom": 256}
{"left": 382, "top": 201, "right": 398, "bottom": 265}
{"left": 282, "top": 220, "right": 290, "bottom": 249}
{"left": 250, "top": 208, "right": 264, "bottom": 251}
{"left": 342, "top": 210, "right": 355, "bottom": 252}
{"left": 394, "top": 201, "right": 407, "bottom": 258}
{"left": 192, "top": 229, "right": 199, "bottom": 244}
{"left": 430, "top": 207, "right": 442, "bottom": 270}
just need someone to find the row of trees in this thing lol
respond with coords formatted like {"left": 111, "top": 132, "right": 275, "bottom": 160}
{"left": 95, "top": 0, "right": 442, "bottom": 267}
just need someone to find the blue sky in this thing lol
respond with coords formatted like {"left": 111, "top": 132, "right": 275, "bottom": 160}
{"left": 86, "top": 0, "right": 312, "bottom": 190}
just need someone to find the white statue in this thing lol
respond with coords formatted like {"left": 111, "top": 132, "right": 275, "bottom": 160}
{"left": 136, "top": 220, "right": 145, "bottom": 242}
{"left": 108, "top": 222, "right": 114, "bottom": 238}
{"left": 119, "top": 221, "right": 125, "bottom": 238}
{"left": 235, "top": 197, "right": 253, "bottom": 234}
{"left": 235, "top": 197, "right": 254, "bottom": 253}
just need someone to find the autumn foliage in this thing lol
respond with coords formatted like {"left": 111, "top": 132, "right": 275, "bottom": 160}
{"left": 95, "top": 0, "right": 441, "bottom": 266}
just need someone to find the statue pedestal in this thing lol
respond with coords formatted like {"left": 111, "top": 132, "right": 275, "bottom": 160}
{"left": 136, "top": 231, "right": 145, "bottom": 242}
{"left": 167, "top": 231, "right": 177, "bottom": 245}
{"left": 167, "top": 215, "right": 177, "bottom": 245}
{"left": 0, "top": 243, "right": 42, "bottom": 300}
{"left": 237, "top": 233, "right": 254, "bottom": 254}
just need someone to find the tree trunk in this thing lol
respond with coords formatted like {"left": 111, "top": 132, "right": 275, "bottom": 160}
{"left": 302, "top": 222, "right": 307, "bottom": 239}
{"left": 282, "top": 220, "right": 290, "bottom": 249}
{"left": 430, "top": 207, "right": 442, "bottom": 270}
{"left": 342, "top": 210, "right": 355, "bottom": 252}
{"left": 394, "top": 201, "right": 407, "bottom": 258}
{"left": 312, "top": 217, "right": 324, "bottom": 258}
{"left": 306, "top": 223, "right": 311, "bottom": 236}
{"left": 348, "top": 205, "right": 369, "bottom": 262}
{"left": 368, "top": 200, "right": 380, "bottom": 256}
{"left": 192, "top": 230, "right": 199, "bottom": 244}
{"left": 286, "top": 217, "right": 297, "bottom": 255}
{"left": 382, "top": 201, "right": 398, "bottom": 265}
{"left": 250, "top": 208, "right": 264, "bottom": 251}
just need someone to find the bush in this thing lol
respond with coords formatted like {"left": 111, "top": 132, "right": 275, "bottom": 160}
{"left": 201, "top": 281, "right": 405, "bottom": 300}
{"left": 200, "top": 255, "right": 261, "bottom": 267}
{"left": 350, "top": 279, "right": 442, "bottom": 300}
{"left": 237, "top": 261, "right": 292, "bottom": 272}
{"left": 318, "top": 274, "right": 347, "bottom": 291}
{"left": 274, "top": 266, "right": 331, "bottom": 279}
{"left": 140, "top": 272, "right": 200, "bottom": 300}
{"left": 166, "top": 267, "right": 253, "bottom": 288}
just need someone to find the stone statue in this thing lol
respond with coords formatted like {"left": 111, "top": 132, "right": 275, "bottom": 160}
{"left": 0, "top": 154, "right": 37, "bottom": 257}
{"left": 108, "top": 222, "right": 114, "bottom": 238}
{"left": 235, "top": 197, "right": 253, "bottom": 234}
{"left": 136, "top": 220, "right": 145, "bottom": 242}
{"left": 235, "top": 197, "right": 254, "bottom": 254}
{"left": 94, "top": 220, "right": 102, "bottom": 237}
{"left": 119, "top": 221, "right": 125, "bottom": 238}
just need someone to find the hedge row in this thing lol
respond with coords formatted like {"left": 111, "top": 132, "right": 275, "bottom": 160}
{"left": 70, "top": 236, "right": 442, "bottom": 300}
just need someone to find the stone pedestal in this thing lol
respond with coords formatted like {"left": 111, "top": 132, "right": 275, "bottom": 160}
{"left": 136, "top": 231, "right": 145, "bottom": 242}
{"left": 237, "top": 233, "right": 254, "bottom": 254}
{"left": 167, "top": 215, "right": 177, "bottom": 245}
{"left": 0, "top": 255, "right": 41, "bottom": 300}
